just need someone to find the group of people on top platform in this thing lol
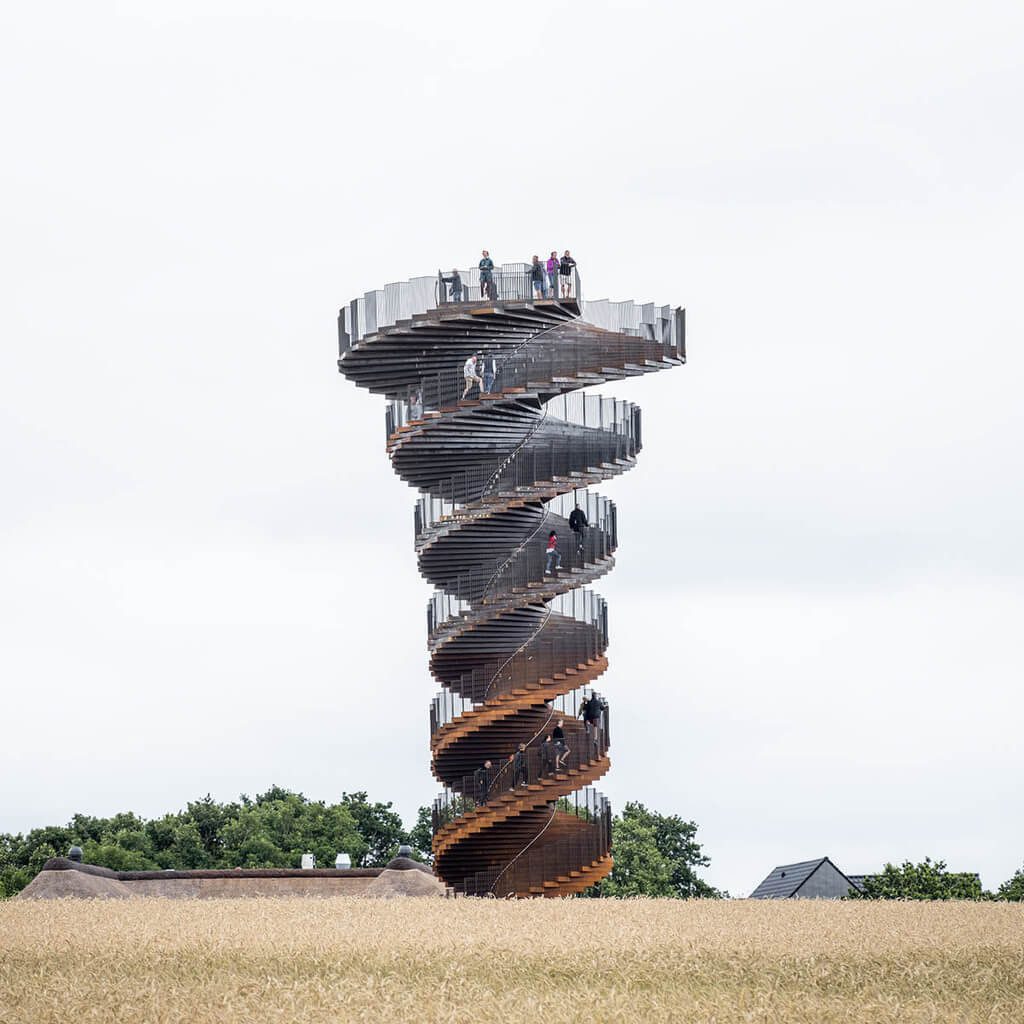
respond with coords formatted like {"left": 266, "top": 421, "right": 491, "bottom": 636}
{"left": 529, "top": 250, "right": 577, "bottom": 300}
{"left": 442, "top": 250, "right": 577, "bottom": 304}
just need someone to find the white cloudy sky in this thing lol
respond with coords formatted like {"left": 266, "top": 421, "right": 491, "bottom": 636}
{"left": 2, "top": 1, "right": 1022, "bottom": 896}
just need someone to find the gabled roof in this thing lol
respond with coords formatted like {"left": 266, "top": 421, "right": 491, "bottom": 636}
{"left": 749, "top": 856, "right": 856, "bottom": 899}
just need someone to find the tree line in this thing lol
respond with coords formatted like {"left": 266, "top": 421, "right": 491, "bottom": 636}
{"left": 3, "top": 786, "right": 1021, "bottom": 900}
{"left": 853, "top": 857, "right": 1024, "bottom": 901}
{"left": 0, "top": 787, "right": 721, "bottom": 899}
{"left": 0, "top": 787, "right": 432, "bottom": 898}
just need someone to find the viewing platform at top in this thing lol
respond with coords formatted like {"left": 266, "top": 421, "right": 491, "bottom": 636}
{"left": 337, "top": 263, "right": 684, "bottom": 356}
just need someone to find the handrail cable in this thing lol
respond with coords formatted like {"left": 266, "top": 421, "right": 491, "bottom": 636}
{"left": 482, "top": 602, "right": 552, "bottom": 700}
{"left": 480, "top": 501, "right": 552, "bottom": 606}
{"left": 489, "top": 802, "right": 558, "bottom": 896}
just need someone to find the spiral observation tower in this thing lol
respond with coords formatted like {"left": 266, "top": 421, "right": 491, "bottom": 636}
{"left": 337, "top": 264, "right": 684, "bottom": 896}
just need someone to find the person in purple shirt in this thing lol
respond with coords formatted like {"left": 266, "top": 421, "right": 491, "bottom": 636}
{"left": 546, "top": 251, "right": 560, "bottom": 298}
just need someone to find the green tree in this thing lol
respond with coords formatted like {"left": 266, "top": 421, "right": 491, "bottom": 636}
{"left": 81, "top": 841, "right": 159, "bottom": 872}
{"left": 996, "top": 865, "right": 1024, "bottom": 901}
{"left": 0, "top": 787, "right": 431, "bottom": 897}
{"left": 340, "top": 792, "right": 405, "bottom": 866}
{"left": 596, "top": 803, "right": 722, "bottom": 899}
{"left": 219, "top": 790, "right": 366, "bottom": 868}
{"left": 168, "top": 821, "right": 211, "bottom": 869}
{"left": 0, "top": 831, "right": 32, "bottom": 900}
{"left": 27, "top": 842, "right": 59, "bottom": 877}
{"left": 858, "top": 858, "right": 984, "bottom": 899}
{"left": 406, "top": 806, "right": 433, "bottom": 863}
{"left": 185, "top": 795, "right": 237, "bottom": 861}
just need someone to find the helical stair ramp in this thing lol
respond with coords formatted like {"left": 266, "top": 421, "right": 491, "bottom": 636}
{"left": 337, "top": 264, "right": 685, "bottom": 896}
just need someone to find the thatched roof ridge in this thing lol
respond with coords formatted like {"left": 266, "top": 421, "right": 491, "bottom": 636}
{"left": 41, "top": 858, "right": 382, "bottom": 880}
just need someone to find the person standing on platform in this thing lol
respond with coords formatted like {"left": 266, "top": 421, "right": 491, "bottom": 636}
{"left": 568, "top": 502, "right": 588, "bottom": 555}
{"left": 462, "top": 354, "right": 483, "bottom": 400}
{"left": 559, "top": 250, "right": 577, "bottom": 297}
{"left": 546, "top": 251, "right": 560, "bottom": 298}
{"left": 479, "top": 250, "right": 495, "bottom": 299}
{"left": 544, "top": 530, "right": 561, "bottom": 575}
{"left": 442, "top": 268, "right": 463, "bottom": 302}
{"left": 530, "top": 255, "right": 547, "bottom": 299}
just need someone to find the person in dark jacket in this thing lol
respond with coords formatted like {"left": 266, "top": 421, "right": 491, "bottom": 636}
{"left": 580, "top": 692, "right": 603, "bottom": 750}
{"left": 479, "top": 250, "right": 495, "bottom": 299}
{"left": 568, "top": 503, "right": 588, "bottom": 554}
{"left": 474, "top": 759, "right": 492, "bottom": 804}
{"left": 559, "top": 250, "right": 577, "bottom": 297}
{"left": 479, "top": 352, "right": 497, "bottom": 394}
{"left": 540, "top": 735, "right": 555, "bottom": 776}
{"left": 552, "top": 719, "right": 570, "bottom": 771}
{"left": 512, "top": 743, "right": 528, "bottom": 787}
{"left": 442, "top": 268, "right": 463, "bottom": 302}
{"left": 530, "top": 255, "right": 547, "bottom": 299}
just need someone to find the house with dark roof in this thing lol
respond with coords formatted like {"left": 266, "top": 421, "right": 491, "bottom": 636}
{"left": 750, "top": 857, "right": 862, "bottom": 899}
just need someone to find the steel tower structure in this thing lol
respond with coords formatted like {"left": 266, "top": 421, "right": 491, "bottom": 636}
{"left": 338, "top": 264, "right": 684, "bottom": 895}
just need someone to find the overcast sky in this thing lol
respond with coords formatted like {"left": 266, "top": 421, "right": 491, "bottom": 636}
{"left": 2, "top": 1, "right": 1022, "bottom": 896}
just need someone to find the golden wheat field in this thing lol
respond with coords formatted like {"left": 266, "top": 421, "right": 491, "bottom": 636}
{"left": 1, "top": 898, "right": 1023, "bottom": 1024}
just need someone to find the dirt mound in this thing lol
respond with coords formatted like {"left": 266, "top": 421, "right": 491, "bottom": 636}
{"left": 16, "top": 869, "right": 132, "bottom": 900}
{"left": 364, "top": 868, "right": 447, "bottom": 898}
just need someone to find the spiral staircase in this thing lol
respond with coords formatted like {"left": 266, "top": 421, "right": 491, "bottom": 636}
{"left": 337, "top": 265, "right": 684, "bottom": 896}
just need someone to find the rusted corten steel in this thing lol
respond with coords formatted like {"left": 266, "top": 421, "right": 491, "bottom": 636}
{"left": 337, "top": 267, "right": 684, "bottom": 897}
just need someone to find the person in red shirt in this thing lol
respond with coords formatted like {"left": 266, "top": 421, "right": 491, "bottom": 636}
{"left": 545, "top": 530, "right": 561, "bottom": 575}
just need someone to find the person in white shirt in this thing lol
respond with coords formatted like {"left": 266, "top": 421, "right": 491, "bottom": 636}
{"left": 462, "top": 354, "right": 483, "bottom": 399}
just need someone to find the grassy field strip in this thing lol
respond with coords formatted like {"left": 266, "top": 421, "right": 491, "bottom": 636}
{"left": 2, "top": 898, "right": 1023, "bottom": 1023}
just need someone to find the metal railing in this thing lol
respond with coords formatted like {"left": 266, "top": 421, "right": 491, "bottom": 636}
{"left": 429, "top": 592, "right": 609, "bottom": 732}
{"left": 442, "top": 788, "right": 613, "bottom": 898}
{"left": 384, "top": 325, "right": 673, "bottom": 444}
{"left": 339, "top": 264, "right": 579, "bottom": 350}
{"left": 338, "top": 264, "right": 685, "bottom": 361}
{"left": 432, "top": 696, "right": 610, "bottom": 828}
{"left": 425, "top": 497, "right": 618, "bottom": 639}
{"left": 436, "top": 263, "right": 581, "bottom": 306}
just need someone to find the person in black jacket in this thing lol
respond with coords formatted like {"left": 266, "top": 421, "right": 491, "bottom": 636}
{"left": 559, "top": 250, "right": 577, "bottom": 297}
{"left": 512, "top": 743, "right": 529, "bottom": 787}
{"left": 474, "top": 759, "right": 492, "bottom": 805}
{"left": 442, "top": 268, "right": 463, "bottom": 303}
{"left": 479, "top": 352, "right": 497, "bottom": 394}
{"left": 568, "top": 503, "right": 588, "bottom": 555}
{"left": 580, "top": 692, "right": 603, "bottom": 750}
{"left": 552, "top": 719, "right": 570, "bottom": 771}
{"left": 540, "top": 735, "right": 555, "bottom": 776}
{"left": 529, "top": 255, "right": 547, "bottom": 299}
